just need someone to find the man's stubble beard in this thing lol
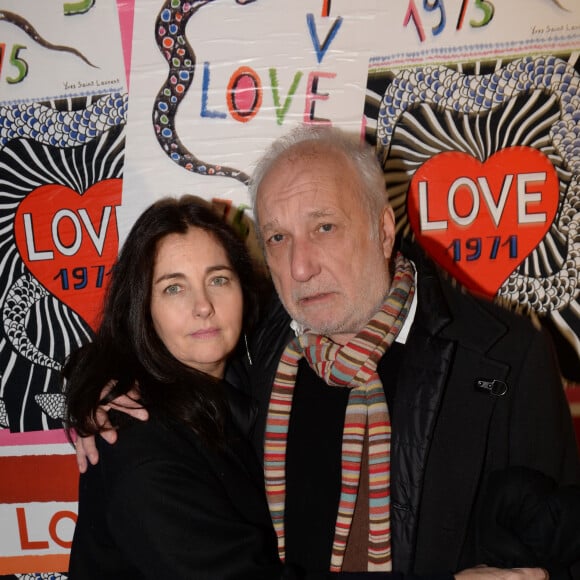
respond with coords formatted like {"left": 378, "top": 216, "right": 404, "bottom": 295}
{"left": 276, "top": 268, "right": 391, "bottom": 339}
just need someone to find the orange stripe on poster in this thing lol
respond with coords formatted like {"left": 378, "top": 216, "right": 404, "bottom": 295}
{"left": 0, "top": 553, "right": 69, "bottom": 574}
{"left": 0, "top": 455, "right": 78, "bottom": 503}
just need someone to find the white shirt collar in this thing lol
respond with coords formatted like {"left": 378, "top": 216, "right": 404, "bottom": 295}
{"left": 396, "top": 265, "right": 417, "bottom": 344}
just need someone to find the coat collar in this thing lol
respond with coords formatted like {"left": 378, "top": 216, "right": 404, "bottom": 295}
{"left": 403, "top": 240, "right": 509, "bottom": 353}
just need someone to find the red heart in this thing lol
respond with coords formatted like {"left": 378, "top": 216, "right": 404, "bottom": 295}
{"left": 14, "top": 181, "right": 122, "bottom": 331}
{"left": 407, "top": 147, "right": 559, "bottom": 298}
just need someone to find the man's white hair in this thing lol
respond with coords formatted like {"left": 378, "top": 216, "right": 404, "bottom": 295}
{"left": 249, "top": 125, "right": 390, "bottom": 233}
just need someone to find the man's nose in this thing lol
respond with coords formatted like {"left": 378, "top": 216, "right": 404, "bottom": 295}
{"left": 290, "top": 239, "right": 321, "bottom": 282}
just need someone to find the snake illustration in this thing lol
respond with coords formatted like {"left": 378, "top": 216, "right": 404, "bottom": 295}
{"left": 0, "top": 92, "right": 127, "bottom": 148}
{"left": 0, "top": 10, "right": 97, "bottom": 68}
{"left": 152, "top": 0, "right": 256, "bottom": 184}
{"left": 550, "top": 0, "right": 573, "bottom": 11}
{"left": 376, "top": 55, "right": 580, "bottom": 314}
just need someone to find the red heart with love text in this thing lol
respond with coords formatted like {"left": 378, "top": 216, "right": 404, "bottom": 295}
{"left": 407, "top": 147, "right": 559, "bottom": 297}
{"left": 14, "top": 181, "right": 122, "bottom": 331}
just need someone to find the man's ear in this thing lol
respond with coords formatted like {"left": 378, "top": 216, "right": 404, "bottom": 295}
{"left": 380, "top": 205, "right": 396, "bottom": 260}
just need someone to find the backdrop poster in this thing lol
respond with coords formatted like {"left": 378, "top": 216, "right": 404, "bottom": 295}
{"left": 365, "top": 5, "right": 580, "bottom": 379}
{"left": 123, "top": 0, "right": 580, "bottom": 375}
{"left": 121, "top": 0, "right": 391, "bottom": 237}
{"left": 0, "top": 0, "right": 578, "bottom": 577}
{"left": 0, "top": 0, "right": 127, "bottom": 575}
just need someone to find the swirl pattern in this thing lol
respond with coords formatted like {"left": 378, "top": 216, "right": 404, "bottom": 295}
{"left": 0, "top": 101, "right": 125, "bottom": 431}
{"left": 377, "top": 55, "right": 580, "bottom": 315}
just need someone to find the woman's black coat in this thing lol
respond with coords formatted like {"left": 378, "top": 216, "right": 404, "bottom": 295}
{"left": 68, "top": 387, "right": 283, "bottom": 580}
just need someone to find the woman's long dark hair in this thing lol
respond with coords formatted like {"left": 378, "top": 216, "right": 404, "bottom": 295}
{"left": 63, "top": 195, "right": 260, "bottom": 445}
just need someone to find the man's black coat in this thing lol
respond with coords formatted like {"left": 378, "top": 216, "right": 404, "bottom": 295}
{"left": 241, "top": 246, "right": 580, "bottom": 576}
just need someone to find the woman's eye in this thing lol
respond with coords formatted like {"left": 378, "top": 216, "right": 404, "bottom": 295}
{"left": 211, "top": 276, "right": 229, "bottom": 287}
{"left": 164, "top": 284, "right": 181, "bottom": 295}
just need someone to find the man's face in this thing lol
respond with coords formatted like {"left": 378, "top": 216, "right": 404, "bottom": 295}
{"left": 256, "top": 145, "right": 395, "bottom": 344}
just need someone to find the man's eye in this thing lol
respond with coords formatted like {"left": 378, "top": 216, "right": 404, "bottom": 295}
{"left": 267, "top": 233, "right": 284, "bottom": 244}
{"left": 318, "top": 223, "right": 334, "bottom": 233}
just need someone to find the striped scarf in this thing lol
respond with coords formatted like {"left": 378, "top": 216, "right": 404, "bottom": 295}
{"left": 264, "top": 252, "right": 416, "bottom": 572}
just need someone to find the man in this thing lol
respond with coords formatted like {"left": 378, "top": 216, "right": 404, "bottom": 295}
{"left": 78, "top": 126, "right": 580, "bottom": 579}
{"left": 242, "top": 125, "right": 580, "bottom": 577}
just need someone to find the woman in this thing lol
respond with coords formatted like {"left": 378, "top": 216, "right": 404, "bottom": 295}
{"left": 64, "top": 195, "right": 283, "bottom": 579}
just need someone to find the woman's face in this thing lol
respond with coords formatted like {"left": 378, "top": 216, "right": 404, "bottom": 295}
{"left": 150, "top": 227, "right": 244, "bottom": 378}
